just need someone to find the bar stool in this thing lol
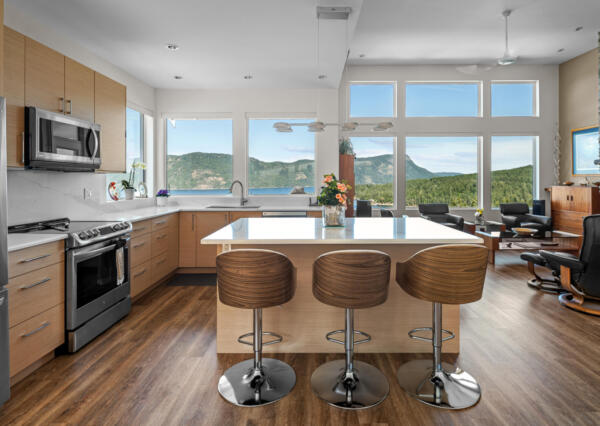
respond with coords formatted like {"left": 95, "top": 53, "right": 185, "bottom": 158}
{"left": 395, "top": 244, "right": 488, "bottom": 409}
{"left": 311, "top": 250, "right": 391, "bottom": 409}
{"left": 216, "top": 249, "right": 296, "bottom": 407}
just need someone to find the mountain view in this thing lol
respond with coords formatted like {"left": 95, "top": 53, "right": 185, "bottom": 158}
{"left": 167, "top": 152, "right": 533, "bottom": 207}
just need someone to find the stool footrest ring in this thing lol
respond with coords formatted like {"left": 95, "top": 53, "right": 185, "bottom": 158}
{"left": 237, "top": 331, "right": 283, "bottom": 346}
{"left": 326, "top": 329, "right": 371, "bottom": 346}
{"left": 408, "top": 327, "right": 454, "bottom": 342}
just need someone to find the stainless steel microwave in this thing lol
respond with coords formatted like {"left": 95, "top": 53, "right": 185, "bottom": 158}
{"left": 25, "top": 107, "right": 101, "bottom": 172}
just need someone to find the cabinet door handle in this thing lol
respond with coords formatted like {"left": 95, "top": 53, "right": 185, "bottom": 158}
{"left": 21, "top": 132, "right": 25, "bottom": 164}
{"left": 154, "top": 220, "right": 167, "bottom": 225}
{"left": 59, "top": 97, "right": 65, "bottom": 113}
{"left": 192, "top": 215, "right": 195, "bottom": 231}
{"left": 156, "top": 258, "right": 166, "bottom": 265}
{"left": 135, "top": 226, "right": 147, "bottom": 232}
{"left": 18, "top": 254, "right": 50, "bottom": 264}
{"left": 20, "top": 277, "right": 51, "bottom": 290}
{"left": 134, "top": 268, "right": 147, "bottom": 278}
{"left": 156, "top": 234, "right": 167, "bottom": 240}
{"left": 66, "top": 99, "right": 72, "bottom": 115}
{"left": 133, "top": 242, "right": 146, "bottom": 248}
{"left": 21, "top": 322, "right": 50, "bottom": 338}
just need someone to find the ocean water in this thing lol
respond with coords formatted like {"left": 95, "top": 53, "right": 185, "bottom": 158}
{"left": 170, "top": 187, "right": 315, "bottom": 196}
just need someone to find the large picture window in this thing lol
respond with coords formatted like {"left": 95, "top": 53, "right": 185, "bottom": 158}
{"left": 405, "top": 136, "right": 479, "bottom": 207}
{"left": 166, "top": 118, "right": 233, "bottom": 195}
{"left": 491, "top": 136, "right": 537, "bottom": 206}
{"left": 405, "top": 82, "right": 480, "bottom": 117}
{"left": 248, "top": 118, "right": 315, "bottom": 195}
{"left": 350, "top": 137, "right": 395, "bottom": 207}
{"left": 349, "top": 83, "right": 395, "bottom": 117}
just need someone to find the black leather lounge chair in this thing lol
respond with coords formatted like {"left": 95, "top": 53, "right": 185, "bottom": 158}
{"left": 500, "top": 203, "right": 552, "bottom": 236}
{"left": 418, "top": 203, "right": 464, "bottom": 231}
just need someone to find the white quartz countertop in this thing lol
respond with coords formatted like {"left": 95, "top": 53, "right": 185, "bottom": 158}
{"left": 8, "top": 233, "right": 67, "bottom": 252}
{"left": 201, "top": 217, "right": 483, "bottom": 245}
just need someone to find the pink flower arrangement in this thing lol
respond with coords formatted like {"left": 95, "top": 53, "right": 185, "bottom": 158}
{"left": 318, "top": 173, "right": 351, "bottom": 206}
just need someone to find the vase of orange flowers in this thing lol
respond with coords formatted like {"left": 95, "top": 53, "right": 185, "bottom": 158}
{"left": 318, "top": 173, "right": 351, "bottom": 227}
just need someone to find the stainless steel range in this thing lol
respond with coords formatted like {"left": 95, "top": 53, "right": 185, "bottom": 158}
{"left": 8, "top": 218, "right": 132, "bottom": 352}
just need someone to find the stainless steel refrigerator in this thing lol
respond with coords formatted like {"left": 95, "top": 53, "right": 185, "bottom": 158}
{"left": 0, "top": 96, "right": 10, "bottom": 406}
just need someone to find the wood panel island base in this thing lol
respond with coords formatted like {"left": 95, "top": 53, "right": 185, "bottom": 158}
{"left": 202, "top": 217, "right": 483, "bottom": 354}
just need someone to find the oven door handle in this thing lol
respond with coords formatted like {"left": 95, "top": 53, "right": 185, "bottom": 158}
{"left": 73, "top": 244, "right": 116, "bottom": 263}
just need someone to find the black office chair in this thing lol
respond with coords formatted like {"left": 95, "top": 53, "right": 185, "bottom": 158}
{"left": 521, "top": 215, "right": 600, "bottom": 316}
{"left": 417, "top": 203, "right": 464, "bottom": 231}
{"left": 356, "top": 200, "right": 372, "bottom": 217}
{"left": 500, "top": 203, "right": 552, "bottom": 235}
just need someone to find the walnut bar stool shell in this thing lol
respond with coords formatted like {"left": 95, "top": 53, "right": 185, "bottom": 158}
{"left": 395, "top": 244, "right": 488, "bottom": 410}
{"left": 216, "top": 249, "right": 296, "bottom": 407}
{"left": 311, "top": 250, "right": 391, "bottom": 409}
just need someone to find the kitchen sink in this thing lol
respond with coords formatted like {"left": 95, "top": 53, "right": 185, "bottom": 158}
{"left": 205, "top": 205, "right": 261, "bottom": 209}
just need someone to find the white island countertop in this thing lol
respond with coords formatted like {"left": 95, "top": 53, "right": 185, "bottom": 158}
{"left": 202, "top": 217, "right": 483, "bottom": 245}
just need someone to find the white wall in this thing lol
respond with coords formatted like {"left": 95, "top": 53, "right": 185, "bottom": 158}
{"left": 339, "top": 64, "right": 559, "bottom": 220}
{"left": 154, "top": 88, "right": 339, "bottom": 205}
{"left": 4, "top": 4, "right": 157, "bottom": 225}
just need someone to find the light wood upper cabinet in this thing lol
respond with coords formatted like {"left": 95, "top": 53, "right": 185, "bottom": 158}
{"left": 4, "top": 27, "right": 25, "bottom": 168}
{"left": 25, "top": 37, "right": 65, "bottom": 113}
{"left": 95, "top": 72, "right": 126, "bottom": 173}
{"left": 64, "top": 57, "right": 94, "bottom": 122}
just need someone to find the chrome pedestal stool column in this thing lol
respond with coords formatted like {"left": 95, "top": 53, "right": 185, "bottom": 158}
{"left": 395, "top": 244, "right": 488, "bottom": 410}
{"left": 311, "top": 250, "right": 391, "bottom": 409}
{"left": 216, "top": 249, "right": 296, "bottom": 407}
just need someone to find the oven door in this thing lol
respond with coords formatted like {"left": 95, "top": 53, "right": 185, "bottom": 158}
{"left": 66, "top": 237, "right": 130, "bottom": 331}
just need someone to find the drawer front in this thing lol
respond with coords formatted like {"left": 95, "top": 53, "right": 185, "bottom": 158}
{"left": 131, "top": 219, "right": 152, "bottom": 238}
{"left": 130, "top": 233, "right": 152, "bottom": 267}
{"left": 553, "top": 210, "right": 585, "bottom": 234}
{"left": 8, "top": 241, "right": 64, "bottom": 279}
{"left": 9, "top": 303, "right": 65, "bottom": 377}
{"left": 151, "top": 230, "right": 170, "bottom": 257}
{"left": 152, "top": 214, "right": 175, "bottom": 232}
{"left": 151, "top": 252, "right": 171, "bottom": 283}
{"left": 6, "top": 263, "right": 65, "bottom": 327}
{"left": 130, "top": 260, "right": 152, "bottom": 298}
{"left": 307, "top": 211, "right": 322, "bottom": 218}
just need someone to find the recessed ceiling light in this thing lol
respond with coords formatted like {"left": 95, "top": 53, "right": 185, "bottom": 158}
{"left": 557, "top": 48, "right": 565, "bottom": 53}
{"left": 174, "top": 75, "right": 183, "bottom": 80}
{"left": 243, "top": 74, "right": 253, "bottom": 80}
{"left": 575, "top": 26, "right": 583, "bottom": 32}
{"left": 359, "top": 54, "right": 366, "bottom": 58}
{"left": 166, "top": 43, "right": 179, "bottom": 51}
{"left": 318, "top": 74, "right": 327, "bottom": 80}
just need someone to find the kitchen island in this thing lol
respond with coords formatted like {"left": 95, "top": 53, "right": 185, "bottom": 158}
{"left": 202, "top": 217, "right": 483, "bottom": 354}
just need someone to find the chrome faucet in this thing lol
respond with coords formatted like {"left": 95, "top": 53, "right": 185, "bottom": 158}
{"left": 229, "top": 180, "right": 248, "bottom": 206}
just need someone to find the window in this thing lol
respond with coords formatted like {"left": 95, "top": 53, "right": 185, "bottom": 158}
{"left": 491, "top": 81, "right": 537, "bottom": 117}
{"left": 350, "top": 137, "right": 395, "bottom": 207}
{"left": 405, "top": 136, "right": 479, "bottom": 207}
{"left": 106, "top": 107, "right": 145, "bottom": 199}
{"left": 166, "top": 118, "right": 233, "bottom": 195}
{"left": 491, "top": 136, "right": 537, "bottom": 207}
{"left": 248, "top": 118, "right": 315, "bottom": 195}
{"left": 349, "top": 83, "right": 395, "bottom": 117}
{"left": 405, "top": 82, "right": 480, "bottom": 117}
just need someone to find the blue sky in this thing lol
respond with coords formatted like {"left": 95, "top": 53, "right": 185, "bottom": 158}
{"left": 407, "top": 136, "right": 478, "bottom": 174}
{"left": 248, "top": 119, "right": 315, "bottom": 162}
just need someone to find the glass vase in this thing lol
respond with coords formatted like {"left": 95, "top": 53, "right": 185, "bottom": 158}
{"left": 322, "top": 205, "right": 346, "bottom": 227}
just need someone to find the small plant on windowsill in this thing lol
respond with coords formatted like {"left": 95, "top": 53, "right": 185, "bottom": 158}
{"left": 156, "top": 189, "right": 170, "bottom": 207}
{"left": 121, "top": 161, "right": 146, "bottom": 200}
{"left": 318, "top": 173, "right": 351, "bottom": 227}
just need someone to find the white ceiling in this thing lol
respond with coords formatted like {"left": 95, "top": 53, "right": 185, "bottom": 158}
{"left": 5, "top": 0, "right": 600, "bottom": 90}
{"left": 349, "top": 0, "right": 600, "bottom": 66}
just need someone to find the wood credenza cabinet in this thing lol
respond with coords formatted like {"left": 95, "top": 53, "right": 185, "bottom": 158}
{"left": 551, "top": 186, "right": 600, "bottom": 234}
{"left": 6, "top": 241, "right": 65, "bottom": 379}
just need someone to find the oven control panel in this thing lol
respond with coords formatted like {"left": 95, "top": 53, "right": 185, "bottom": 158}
{"left": 72, "top": 221, "right": 132, "bottom": 247}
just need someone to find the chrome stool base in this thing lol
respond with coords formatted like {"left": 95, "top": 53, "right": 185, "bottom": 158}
{"left": 218, "top": 358, "right": 296, "bottom": 407}
{"left": 397, "top": 359, "right": 481, "bottom": 409}
{"left": 311, "top": 359, "right": 389, "bottom": 409}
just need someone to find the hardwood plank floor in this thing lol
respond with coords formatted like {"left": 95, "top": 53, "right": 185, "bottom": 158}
{"left": 1, "top": 253, "right": 600, "bottom": 425}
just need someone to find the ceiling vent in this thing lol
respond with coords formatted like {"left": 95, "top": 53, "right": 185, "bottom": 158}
{"left": 316, "top": 6, "right": 351, "bottom": 20}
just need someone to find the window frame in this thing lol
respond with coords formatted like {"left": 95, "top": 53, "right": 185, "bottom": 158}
{"left": 489, "top": 134, "right": 539, "bottom": 208}
{"left": 490, "top": 80, "right": 539, "bottom": 118}
{"left": 404, "top": 81, "right": 483, "bottom": 118}
{"left": 348, "top": 135, "right": 398, "bottom": 210}
{"left": 164, "top": 113, "right": 234, "bottom": 195}
{"left": 403, "top": 133, "right": 482, "bottom": 209}
{"left": 245, "top": 113, "right": 318, "bottom": 197}
{"left": 347, "top": 81, "right": 398, "bottom": 119}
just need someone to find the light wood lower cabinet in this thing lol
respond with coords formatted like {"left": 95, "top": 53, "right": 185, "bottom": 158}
{"left": 130, "top": 233, "right": 151, "bottom": 268}
{"left": 130, "top": 261, "right": 152, "bottom": 298}
{"left": 8, "top": 241, "right": 64, "bottom": 279}
{"left": 9, "top": 304, "right": 65, "bottom": 378}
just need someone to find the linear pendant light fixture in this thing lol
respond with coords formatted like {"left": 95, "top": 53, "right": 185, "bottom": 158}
{"left": 273, "top": 121, "right": 393, "bottom": 133}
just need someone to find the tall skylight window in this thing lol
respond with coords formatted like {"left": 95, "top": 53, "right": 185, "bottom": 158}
{"left": 349, "top": 83, "right": 395, "bottom": 117}
{"left": 405, "top": 82, "right": 481, "bottom": 117}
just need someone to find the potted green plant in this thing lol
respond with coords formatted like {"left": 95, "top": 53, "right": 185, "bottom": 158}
{"left": 318, "top": 173, "right": 351, "bottom": 227}
{"left": 121, "top": 161, "right": 146, "bottom": 200}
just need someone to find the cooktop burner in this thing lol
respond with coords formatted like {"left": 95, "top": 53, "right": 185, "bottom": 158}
{"left": 8, "top": 218, "right": 133, "bottom": 248}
